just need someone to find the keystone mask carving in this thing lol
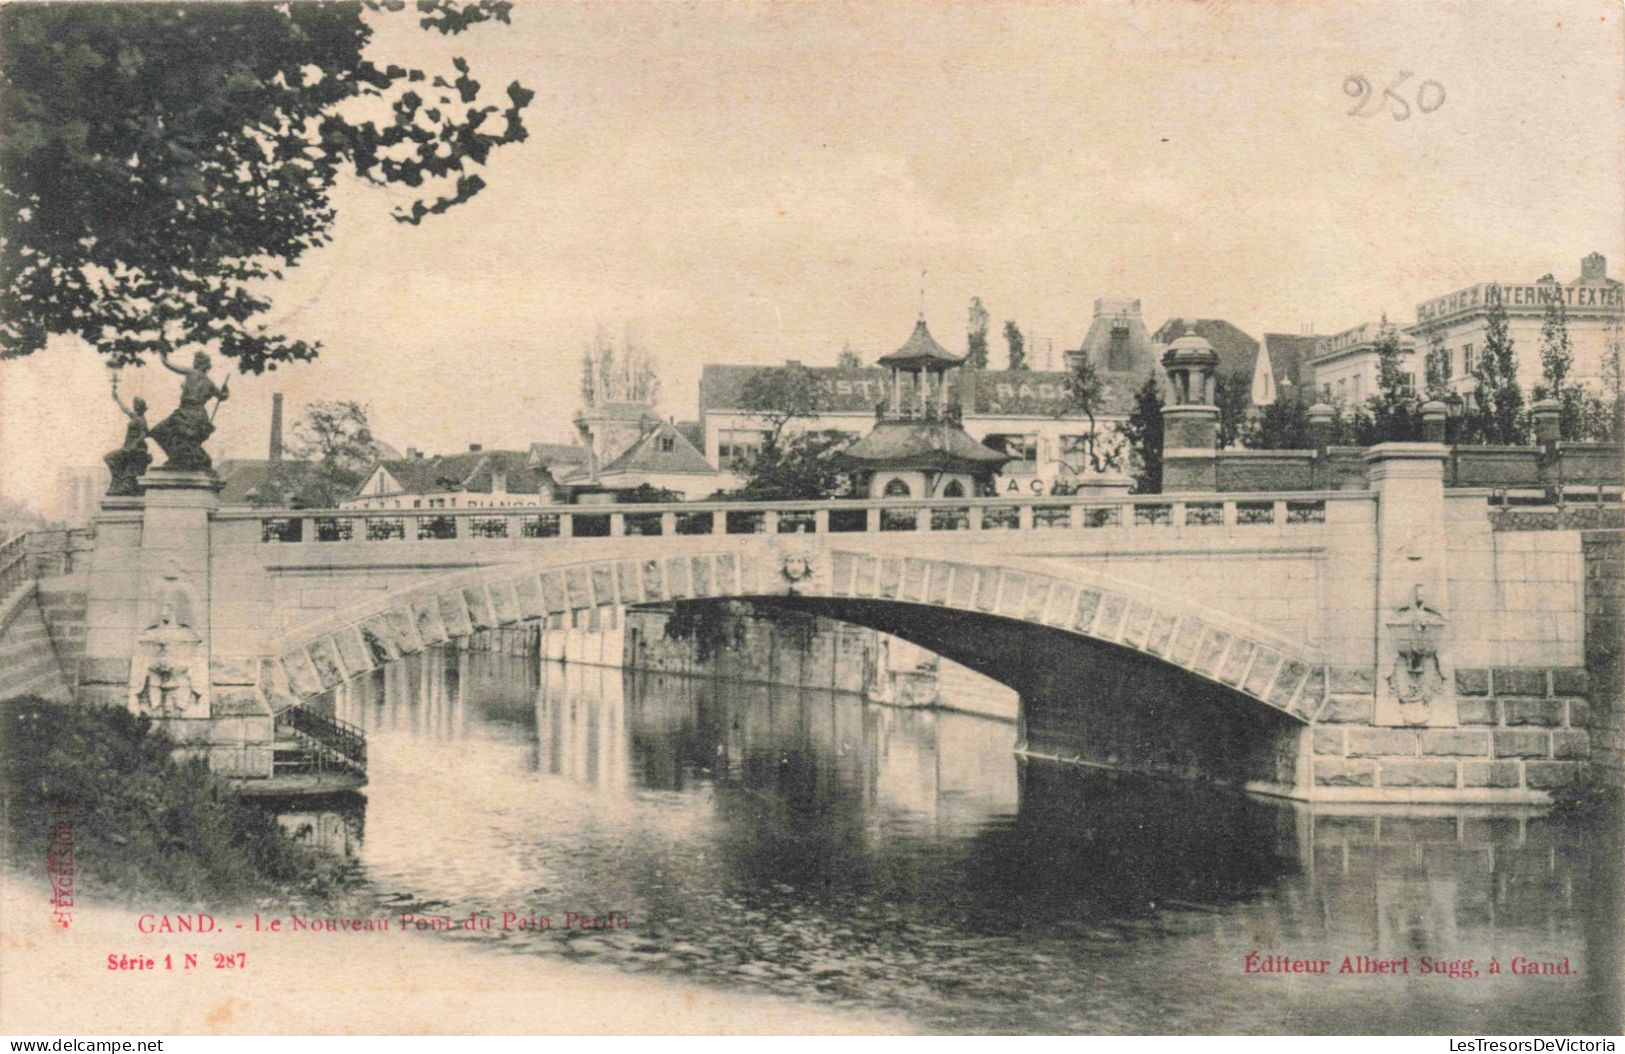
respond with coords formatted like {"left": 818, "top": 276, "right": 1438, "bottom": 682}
{"left": 775, "top": 544, "right": 817, "bottom": 593}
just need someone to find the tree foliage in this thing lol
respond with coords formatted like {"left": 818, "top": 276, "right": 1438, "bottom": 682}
{"left": 729, "top": 428, "right": 853, "bottom": 502}
{"left": 579, "top": 326, "right": 660, "bottom": 407}
{"left": 965, "top": 297, "right": 989, "bottom": 369}
{"left": 1532, "top": 294, "right": 1589, "bottom": 440}
{"left": 254, "top": 399, "right": 380, "bottom": 507}
{"left": 836, "top": 342, "right": 863, "bottom": 369}
{"left": 738, "top": 363, "right": 829, "bottom": 447}
{"left": 1245, "top": 393, "right": 1364, "bottom": 450}
{"left": 2, "top": 696, "right": 354, "bottom": 902}
{"left": 1585, "top": 321, "right": 1625, "bottom": 441}
{"left": 1246, "top": 393, "right": 1311, "bottom": 450}
{"left": 1462, "top": 297, "right": 1526, "bottom": 444}
{"left": 1353, "top": 320, "right": 1423, "bottom": 444}
{"left": 1059, "top": 353, "right": 1124, "bottom": 474}
{"left": 0, "top": 2, "right": 533, "bottom": 372}
{"left": 1213, "top": 369, "right": 1251, "bottom": 449}
{"left": 1423, "top": 327, "right": 1452, "bottom": 400}
{"left": 1003, "top": 320, "right": 1027, "bottom": 371}
{"left": 1114, "top": 372, "right": 1163, "bottom": 493}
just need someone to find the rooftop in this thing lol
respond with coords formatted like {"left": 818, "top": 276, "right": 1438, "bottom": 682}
{"left": 841, "top": 419, "right": 1009, "bottom": 472}
{"left": 877, "top": 318, "right": 964, "bottom": 368}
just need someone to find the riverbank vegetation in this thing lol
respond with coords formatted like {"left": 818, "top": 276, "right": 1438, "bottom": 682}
{"left": 1, "top": 696, "right": 356, "bottom": 905}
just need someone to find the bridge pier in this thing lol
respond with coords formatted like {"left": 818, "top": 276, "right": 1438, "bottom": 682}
{"left": 76, "top": 469, "right": 275, "bottom": 779}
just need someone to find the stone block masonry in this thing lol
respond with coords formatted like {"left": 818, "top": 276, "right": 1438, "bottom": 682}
{"left": 35, "top": 584, "right": 88, "bottom": 691}
{"left": 1582, "top": 532, "right": 1623, "bottom": 789}
{"left": 0, "top": 584, "right": 71, "bottom": 702}
{"left": 1311, "top": 663, "right": 1592, "bottom": 798}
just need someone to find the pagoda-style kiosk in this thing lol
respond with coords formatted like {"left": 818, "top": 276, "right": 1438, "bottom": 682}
{"left": 841, "top": 316, "right": 1009, "bottom": 498}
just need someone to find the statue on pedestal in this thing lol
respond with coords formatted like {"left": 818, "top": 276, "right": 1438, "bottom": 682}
{"left": 103, "top": 374, "right": 152, "bottom": 496}
{"left": 149, "top": 350, "right": 229, "bottom": 472}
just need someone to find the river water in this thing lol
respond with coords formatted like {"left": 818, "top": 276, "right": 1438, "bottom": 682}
{"left": 298, "top": 647, "right": 1622, "bottom": 1035}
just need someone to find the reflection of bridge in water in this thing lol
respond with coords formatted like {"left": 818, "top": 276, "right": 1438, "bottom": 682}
{"left": 330, "top": 653, "right": 1021, "bottom": 830}
{"left": 290, "top": 646, "right": 1619, "bottom": 1033}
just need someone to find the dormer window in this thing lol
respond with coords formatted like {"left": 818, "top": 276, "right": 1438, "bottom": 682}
{"left": 659, "top": 436, "right": 675, "bottom": 452}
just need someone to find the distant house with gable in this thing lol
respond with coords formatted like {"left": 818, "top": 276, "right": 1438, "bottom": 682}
{"left": 342, "top": 445, "right": 559, "bottom": 510}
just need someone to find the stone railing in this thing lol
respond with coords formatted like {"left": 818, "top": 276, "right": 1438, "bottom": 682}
{"left": 1207, "top": 442, "right": 1623, "bottom": 496}
{"left": 22, "top": 528, "right": 96, "bottom": 578}
{"left": 228, "top": 492, "right": 1351, "bottom": 544}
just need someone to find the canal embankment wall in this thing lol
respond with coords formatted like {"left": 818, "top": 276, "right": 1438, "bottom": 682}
{"left": 618, "top": 606, "right": 1019, "bottom": 720}
{"left": 1583, "top": 531, "right": 1625, "bottom": 789}
{"left": 0, "top": 532, "right": 91, "bottom": 704}
{"left": 0, "top": 584, "right": 71, "bottom": 702}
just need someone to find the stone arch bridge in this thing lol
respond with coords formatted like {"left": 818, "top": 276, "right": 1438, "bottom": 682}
{"left": 64, "top": 444, "right": 1608, "bottom": 803}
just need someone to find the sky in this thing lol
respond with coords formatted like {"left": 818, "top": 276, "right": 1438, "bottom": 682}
{"left": 3, "top": 0, "right": 1623, "bottom": 514}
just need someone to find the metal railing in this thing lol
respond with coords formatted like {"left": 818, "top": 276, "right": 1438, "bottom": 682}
{"left": 274, "top": 704, "right": 367, "bottom": 774}
{"left": 232, "top": 492, "right": 1355, "bottom": 545}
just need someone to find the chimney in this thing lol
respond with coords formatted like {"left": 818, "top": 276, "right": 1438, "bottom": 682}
{"left": 269, "top": 392, "right": 284, "bottom": 463}
{"left": 491, "top": 464, "right": 507, "bottom": 495}
{"left": 469, "top": 443, "right": 482, "bottom": 453}
{"left": 406, "top": 446, "right": 421, "bottom": 460}
{"left": 1582, "top": 253, "right": 1607, "bottom": 281}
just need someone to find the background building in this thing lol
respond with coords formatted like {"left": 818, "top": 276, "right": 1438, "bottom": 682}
{"left": 1407, "top": 253, "right": 1624, "bottom": 396}
{"left": 344, "top": 445, "right": 558, "bottom": 509}
{"left": 1255, "top": 332, "right": 1322, "bottom": 404}
{"left": 701, "top": 307, "right": 1143, "bottom": 497}
{"left": 48, "top": 465, "right": 107, "bottom": 526}
{"left": 1306, "top": 319, "right": 1418, "bottom": 406}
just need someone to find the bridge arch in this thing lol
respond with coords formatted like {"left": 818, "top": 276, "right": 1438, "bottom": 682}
{"left": 263, "top": 543, "right": 1327, "bottom": 730}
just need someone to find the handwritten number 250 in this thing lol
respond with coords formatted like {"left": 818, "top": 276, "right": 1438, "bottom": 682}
{"left": 1345, "top": 72, "right": 1445, "bottom": 120}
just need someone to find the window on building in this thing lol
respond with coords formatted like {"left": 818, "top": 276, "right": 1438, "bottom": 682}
{"left": 941, "top": 480, "right": 965, "bottom": 498}
{"left": 1107, "top": 328, "right": 1133, "bottom": 372}
{"left": 1440, "top": 349, "right": 1453, "bottom": 381}
{"left": 1398, "top": 372, "right": 1416, "bottom": 394}
{"left": 659, "top": 436, "right": 675, "bottom": 452}
{"left": 1352, "top": 376, "right": 1362, "bottom": 401}
{"left": 1058, "top": 434, "right": 1094, "bottom": 470}
{"left": 1462, "top": 343, "right": 1474, "bottom": 375}
{"left": 1336, "top": 379, "right": 1347, "bottom": 402}
{"left": 984, "top": 433, "right": 1039, "bottom": 470}
{"left": 718, "top": 429, "right": 767, "bottom": 469}
{"left": 883, "top": 478, "right": 911, "bottom": 498}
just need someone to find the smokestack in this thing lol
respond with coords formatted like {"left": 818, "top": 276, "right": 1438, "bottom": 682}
{"left": 269, "top": 393, "right": 284, "bottom": 462}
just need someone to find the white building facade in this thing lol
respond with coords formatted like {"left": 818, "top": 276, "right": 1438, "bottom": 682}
{"left": 1407, "top": 253, "right": 1624, "bottom": 397}
{"left": 1306, "top": 320, "right": 1419, "bottom": 407}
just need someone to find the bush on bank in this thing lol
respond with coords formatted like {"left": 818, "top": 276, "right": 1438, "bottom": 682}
{"left": 1, "top": 696, "right": 353, "bottom": 904}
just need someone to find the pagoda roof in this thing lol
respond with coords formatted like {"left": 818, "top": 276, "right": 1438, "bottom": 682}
{"left": 840, "top": 419, "right": 1009, "bottom": 473}
{"left": 878, "top": 318, "right": 964, "bottom": 368}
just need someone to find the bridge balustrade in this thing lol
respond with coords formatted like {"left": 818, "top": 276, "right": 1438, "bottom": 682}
{"left": 233, "top": 492, "right": 1349, "bottom": 546}
{"left": 0, "top": 534, "right": 29, "bottom": 598}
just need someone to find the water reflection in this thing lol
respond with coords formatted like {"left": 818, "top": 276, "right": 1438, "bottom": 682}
{"left": 309, "top": 648, "right": 1620, "bottom": 1034}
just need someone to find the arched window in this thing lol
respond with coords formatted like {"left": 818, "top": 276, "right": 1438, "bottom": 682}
{"left": 883, "top": 478, "right": 911, "bottom": 498}
{"left": 941, "top": 480, "right": 965, "bottom": 498}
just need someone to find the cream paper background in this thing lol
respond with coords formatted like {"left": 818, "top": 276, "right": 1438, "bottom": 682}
{"left": 1, "top": 0, "right": 1622, "bottom": 1036}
